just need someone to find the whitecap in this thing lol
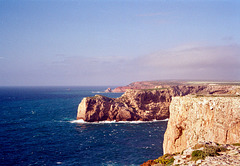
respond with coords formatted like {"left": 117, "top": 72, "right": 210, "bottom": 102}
{"left": 91, "top": 91, "right": 123, "bottom": 94}
{"left": 155, "top": 118, "right": 169, "bottom": 121}
{"left": 91, "top": 91, "right": 104, "bottom": 93}
{"left": 70, "top": 119, "right": 86, "bottom": 123}
{"left": 70, "top": 119, "right": 168, "bottom": 124}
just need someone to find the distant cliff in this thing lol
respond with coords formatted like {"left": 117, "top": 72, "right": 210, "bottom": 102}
{"left": 112, "top": 80, "right": 185, "bottom": 92}
{"left": 112, "top": 80, "right": 240, "bottom": 93}
{"left": 163, "top": 96, "right": 240, "bottom": 154}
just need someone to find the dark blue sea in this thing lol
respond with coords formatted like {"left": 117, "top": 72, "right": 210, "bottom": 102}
{"left": 0, "top": 86, "right": 168, "bottom": 166}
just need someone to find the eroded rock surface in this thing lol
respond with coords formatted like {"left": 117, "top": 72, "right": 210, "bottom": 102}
{"left": 142, "top": 142, "right": 240, "bottom": 166}
{"left": 77, "top": 83, "right": 240, "bottom": 122}
{"left": 163, "top": 96, "right": 240, "bottom": 154}
{"left": 77, "top": 89, "right": 173, "bottom": 122}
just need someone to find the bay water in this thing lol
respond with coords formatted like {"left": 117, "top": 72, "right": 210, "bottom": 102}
{"left": 0, "top": 86, "right": 167, "bottom": 166}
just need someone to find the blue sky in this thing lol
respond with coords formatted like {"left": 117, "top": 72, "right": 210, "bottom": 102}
{"left": 0, "top": 0, "right": 240, "bottom": 86}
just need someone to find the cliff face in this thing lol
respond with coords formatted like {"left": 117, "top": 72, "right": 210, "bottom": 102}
{"left": 163, "top": 96, "right": 240, "bottom": 154}
{"left": 77, "top": 89, "right": 173, "bottom": 122}
{"left": 77, "top": 84, "right": 240, "bottom": 122}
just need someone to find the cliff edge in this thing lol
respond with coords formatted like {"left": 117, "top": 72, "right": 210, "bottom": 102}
{"left": 163, "top": 96, "right": 240, "bottom": 154}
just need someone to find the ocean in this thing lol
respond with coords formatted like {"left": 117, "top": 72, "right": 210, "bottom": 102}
{"left": 0, "top": 86, "right": 168, "bottom": 166}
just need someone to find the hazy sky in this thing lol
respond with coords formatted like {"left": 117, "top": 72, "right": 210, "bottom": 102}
{"left": 0, "top": 0, "right": 240, "bottom": 86}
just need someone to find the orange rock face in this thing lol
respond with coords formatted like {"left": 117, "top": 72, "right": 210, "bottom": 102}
{"left": 163, "top": 96, "right": 240, "bottom": 154}
{"left": 77, "top": 89, "right": 173, "bottom": 122}
{"left": 77, "top": 83, "right": 240, "bottom": 122}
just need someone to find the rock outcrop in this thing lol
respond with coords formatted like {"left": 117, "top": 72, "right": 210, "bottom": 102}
{"left": 142, "top": 141, "right": 240, "bottom": 166}
{"left": 77, "top": 83, "right": 240, "bottom": 122}
{"left": 104, "top": 88, "right": 112, "bottom": 93}
{"left": 77, "top": 89, "right": 174, "bottom": 122}
{"left": 163, "top": 96, "right": 240, "bottom": 154}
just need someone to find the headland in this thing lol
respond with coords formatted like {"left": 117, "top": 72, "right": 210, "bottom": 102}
{"left": 76, "top": 80, "right": 240, "bottom": 165}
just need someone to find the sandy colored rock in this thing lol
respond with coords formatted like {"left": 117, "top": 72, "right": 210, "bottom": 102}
{"left": 163, "top": 96, "right": 240, "bottom": 154}
{"left": 77, "top": 83, "right": 240, "bottom": 122}
{"left": 104, "top": 88, "right": 112, "bottom": 93}
{"left": 77, "top": 89, "right": 174, "bottom": 122}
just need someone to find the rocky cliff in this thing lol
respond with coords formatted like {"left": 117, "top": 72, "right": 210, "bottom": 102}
{"left": 77, "top": 84, "right": 240, "bottom": 122}
{"left": 77, "top": 89, "right": 173, "bottom": 122}
{"left": 163, "top": 96, "right": 240, "bottom": 154}
{"left": 112, "top": 80, "right": 240, "bottom": 93}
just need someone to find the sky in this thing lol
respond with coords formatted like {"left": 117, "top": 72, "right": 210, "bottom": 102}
{"left": 0, "top": 0, "right": 240, "bottom": 86}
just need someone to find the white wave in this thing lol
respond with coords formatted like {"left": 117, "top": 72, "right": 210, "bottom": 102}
{"left": 70, "top": 119, "right": 168, "bottom": 124}
{"left": 156, "top": 118, "right": 169, "bottom": 121}
{"left": 91, "top": 91, "right": 105, "bottom": 93}
{"left": 91, "top": 91, "right": 123, "bottom": 94}
{"left": 70, "top": 119, "right": 86, "bottom": 123}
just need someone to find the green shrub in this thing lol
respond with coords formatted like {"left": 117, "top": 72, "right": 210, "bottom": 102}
{"left": 172, "top": 152, "right": 180, "bottom": 155}
{"left": 192, "top": 143, "right": 205, "bottom": 149}
{"left": 154, "top": 154, "right": 175, "bottom": 165}
{"left": 204, "top": 146, "right": 219, "bottom": 156}
{"left": 219, "top": 146, "right": 228, "bottom": 152}
{"left": 232, "top": 143, "right": 240, "bottom": 146}
{"left": 215, "top": 142, "right": 220, "bottom": 146}
{"left": 191, "top": 145, "right": 227, "bottom": 161}
{"left": 166, "top": 157, "right": 174, "bottom": 166}
{"left": 191, "top": 150, "right": 205, "bottom": 161}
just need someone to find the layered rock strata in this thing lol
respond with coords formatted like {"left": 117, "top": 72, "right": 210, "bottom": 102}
{"left": 163, "top": 96, "right": 240, "bottom": 154}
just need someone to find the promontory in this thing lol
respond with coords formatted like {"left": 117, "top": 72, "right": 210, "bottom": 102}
{"left": 76, "top": 80, "right": 240, "bottom": 165}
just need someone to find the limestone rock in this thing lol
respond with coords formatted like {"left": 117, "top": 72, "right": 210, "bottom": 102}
{"left": 77, "top": 83, "right": 240, "bottom": 122}
{"left": 163, "top": 96, "right": 240, "bottom": 154}
{"left": 77, "top": 89, "right": 173, "bottom": 122}
{"left": 142, "top": 142, "right": 240, "bottom": 166}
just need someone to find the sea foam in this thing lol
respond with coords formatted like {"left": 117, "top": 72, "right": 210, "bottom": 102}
{"left": 70, "top": 119, "right": 168, "bottom": 124}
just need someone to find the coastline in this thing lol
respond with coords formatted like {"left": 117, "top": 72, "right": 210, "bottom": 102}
{"left": 76, "top": 80, "right": 240, "bottom": 165}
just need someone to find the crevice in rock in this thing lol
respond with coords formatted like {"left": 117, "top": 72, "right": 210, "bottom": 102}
{"left": 174, "top": 126, "right": 184, "bottom": 143}
{"left": 225, "top": 130, "right": 228, "bottom": 143}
